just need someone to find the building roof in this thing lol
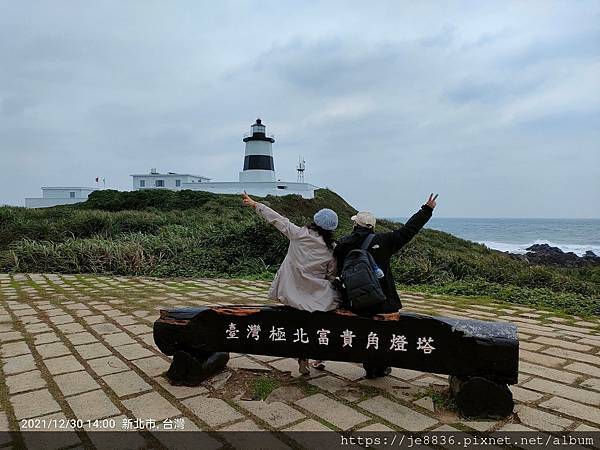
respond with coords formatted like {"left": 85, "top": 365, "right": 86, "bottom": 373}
{"left": 41, "top": 187, "right": 99, "bottom": 190}
{"left": 130, "top": 173, "right": 211, "bottom": 179}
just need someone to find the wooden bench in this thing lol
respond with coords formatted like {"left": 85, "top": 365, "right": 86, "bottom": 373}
{"left": 153, "top": 305, "right": 518, "bottom": 418}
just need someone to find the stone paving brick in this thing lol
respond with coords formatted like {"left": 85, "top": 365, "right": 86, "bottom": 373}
{"left": 228, "top": 356, "right": 270, "bottom": 371}
{"left": 56, "top": 322, "right": 85, "bottom": 334}
{"left": 88, "top": 355, "right": 130, "bottom": 376}
{"left": 462, "top": 421, "right": 497, "bottom": 431}
{"left": 114, "top": 316, "right": 138, "bottom": 326}
{"left": 102, "top": 332, "right": 136, "bottom": 347}
{"left": 575, "top": 424, "right": 600, "bottom": 431}
{"left": 519, "top": 341, "right": 544, "bottom": 351}
{"left": 140, "top": 333, "right": 156, "bottom": 348}
{"left": 11, "top": 389, "right": 61, "bottom": 419}
{"left": 49, "top": 315, "right": 74, "bottom": 325}
{"left": 238, "top": 400, "right": 305, "bottom": 428}
{"left": 83, "top": 315, "right": 106, "bottom": 325}
{"left": 123, "top": 392, "right": 181, "bottom": 422}
{"left": 390, "top": 368, "right": 423, "bottom": 381}
{"left": 521, "top": 378, "right": 600, "bottom": 405}
{"left": 44, "top": 355, "right": 84, "bottom": 375}
{"left": 582, "top": 378, "right": 600, "bottom": 391}
{"left": 283, "top": 418, "right": 332, "bottom": 431}
{"left": 269, "top": 358, "right": 315, "bottom": 378}
{"left": 323, "top": 361, "right": 365, "bottom": 381}
{"left": 564, "top": 361, "right": 600, "bottom": 377}
{"left": 33, "top": 332, "right": 60, "bottom": 345}
{"left": 103, "top": 370, "right": 152, "bottom": 397}
{"left": 539, "top": 396, "right": 600, "bottom": 425}
{"left": 357, "top": 422, "right": 395, "bottom": 432}
{"left": 413, "top": 396, "right": 435, "bottom": 412}
{"left": 510, "top": 385, "right": 544, "bottom": 403}
{"left": 65, "top": 331, "right": 97, "bottom": 345}
{"left": 1, "top": 341, "right": 30, "bottom": 357}
{"left": 6, "top": 370, "right": 46, "bottom": 394}
{"left": 91, "top": 323, "right": 121, "bottom": 335}
{"left": 519, "top": 361, "right": 580, "bottom": 384}
{"left": 132, "top": 356, "right": 170, "bottom": 377}
{"left": 114, "top": 343, "right": 154, "bottom": 360}
{"left": 295, "top": 393, "right": 369, "bottom": 431}
{"left": 519, "top": 349, "right": 566, "bottom": 367}
{"left": 182, "top": 396, "right": 243, "bottom": 427}
{"left": 309, "top": 375, "right": 351, "bottom": 393}
{"left": 3, "top": 354, "right": 36, "bottom": 374}
{"left": 124, "top": 324, "right": 153, "bottom": 335}
{"left": 542, "top": 347, "right": 600, "bottom": 366}
{"left": 54, "top": 370, "right": 100, "bottom": 396}
{"left": 359, "top": 396, "right": 438, "bottom": 431}
{"left": 37, "top": 342, "right": 71, "bottom": 358}
{"left": 155, "top": 375, "right": 208, "bottom": 399}
{"left": 0, "top": 332, "right": 23, "bottom": 343}
{"left": 75, "top": 342, "right": 112, "bottom": 360}
{"left": 67, "top": 390, "right": 120, "bottom": 421}
{"left": 24, "top": 322, "right": 52, "bottom": 334}
{"left": 532, "top": 336, "right": 593, "bottom": 352}
{"left": 516, "top": 405, "right": 572, "bottom": 431}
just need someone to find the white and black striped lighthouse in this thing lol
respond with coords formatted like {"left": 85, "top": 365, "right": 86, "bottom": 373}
{"left": 239, "top": 118, "right": 276, "bottom": 182}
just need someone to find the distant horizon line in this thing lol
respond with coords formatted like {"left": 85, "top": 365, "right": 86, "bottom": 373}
{"left": 386, "top": 216, "right": 600, "bottom": 220}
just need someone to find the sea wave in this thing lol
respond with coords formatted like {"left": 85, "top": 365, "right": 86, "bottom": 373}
{"left": 478, "top": 239, "right": 600, "bottom": 257}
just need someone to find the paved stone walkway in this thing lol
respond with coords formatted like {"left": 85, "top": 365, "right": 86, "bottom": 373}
{"left": 1, "top": 273, "right": 599, "bottom": 448}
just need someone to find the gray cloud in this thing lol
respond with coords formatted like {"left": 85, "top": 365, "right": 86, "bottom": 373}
{"left": 0, "top": 0, "right": 599, "bottom": 218}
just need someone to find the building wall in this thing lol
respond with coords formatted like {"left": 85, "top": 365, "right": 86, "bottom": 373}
{"left": 132, "top": 174, "right": 209, "bottom": 190}
{"left": 41, "top": 188, "right": 95, "bottom": 199}
{"left": 181, "top": 181, "right": 318, "bottom": 199}
{"left": 239, "top": 170, "right": 276, "bottom": 183}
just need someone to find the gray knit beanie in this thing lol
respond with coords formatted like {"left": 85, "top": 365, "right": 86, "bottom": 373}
{"left": 313, "top": 208, "right": 338, "bottom": 231}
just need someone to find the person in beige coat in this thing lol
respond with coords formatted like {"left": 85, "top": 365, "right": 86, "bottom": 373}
{"left": 242, "top": 192, "right": 340, "bottom": 373}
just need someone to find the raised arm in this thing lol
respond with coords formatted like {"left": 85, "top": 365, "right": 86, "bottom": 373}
{"left": 381, "top": 194, "right": 438, "bottom": 254}
{"left": 242, "top": 192, "right": 302, "bottom": 239}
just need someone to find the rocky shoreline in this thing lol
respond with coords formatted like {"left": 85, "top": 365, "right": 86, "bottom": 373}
{"left": 506, "top": 243, "right": 600, "bottom": 267}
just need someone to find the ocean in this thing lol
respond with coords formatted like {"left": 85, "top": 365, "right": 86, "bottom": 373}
{"left": 388, "top": 217, "right": 600, "bottom": 256}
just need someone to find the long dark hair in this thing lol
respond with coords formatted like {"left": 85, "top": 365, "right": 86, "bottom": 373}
{"left": 308, "top": 222, "right": 335, "bottom": 250}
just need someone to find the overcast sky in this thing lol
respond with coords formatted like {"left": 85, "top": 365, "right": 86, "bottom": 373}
{"left": 1, "top": 1, "right": 599, "bottom": 218}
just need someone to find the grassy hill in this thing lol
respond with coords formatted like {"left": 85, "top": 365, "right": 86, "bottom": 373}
{"left": 1, "top": 189, "right": 598, "bottom": 316}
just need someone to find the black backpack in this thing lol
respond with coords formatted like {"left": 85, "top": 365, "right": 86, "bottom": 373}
{"left": 340, "top": 234, "right": 386, "bottom": 310}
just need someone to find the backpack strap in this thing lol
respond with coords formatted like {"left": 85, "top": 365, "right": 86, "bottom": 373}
{"left": 360, "top": 233, "right": 376, "bottom": 250}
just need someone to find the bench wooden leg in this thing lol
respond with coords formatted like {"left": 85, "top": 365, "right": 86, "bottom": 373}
{"left": 449, "top": 375, "right": 514, "bottom": 419}
{"left": 166, "top": 350, "right": 229, "bottom": 386}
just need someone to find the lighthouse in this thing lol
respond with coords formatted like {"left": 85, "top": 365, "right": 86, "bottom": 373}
{"left": 126, "top": 117, "right": 319, "bottom": 201}
{"left": 239, "top": 118, "right": 276, "bottom": 182}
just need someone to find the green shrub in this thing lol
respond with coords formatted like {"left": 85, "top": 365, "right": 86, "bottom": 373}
{"left": 1, "top": 189, "right": 598, "bottom": 316}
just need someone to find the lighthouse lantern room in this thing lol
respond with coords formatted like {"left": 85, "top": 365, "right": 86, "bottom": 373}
{"left": 239, "top": 118, "right": 276, "bottom": 182}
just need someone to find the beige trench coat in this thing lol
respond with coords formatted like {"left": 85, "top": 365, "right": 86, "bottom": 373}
{"left": 255, "top": 203, "right": 340, "bottom": 312}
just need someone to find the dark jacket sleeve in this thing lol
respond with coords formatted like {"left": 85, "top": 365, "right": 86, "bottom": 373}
{"left": 379, "top": 205, "right": 433, "bottom": 254}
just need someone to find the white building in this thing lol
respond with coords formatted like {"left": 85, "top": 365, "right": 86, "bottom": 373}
{"left": 25, "top": 187, "right": 99, "bottom": 208}
{"left": 132, "top": 119, "right": 319, "bottom": 199}
{"left": 131, "top": 169, "right": 211, "bottom": 190}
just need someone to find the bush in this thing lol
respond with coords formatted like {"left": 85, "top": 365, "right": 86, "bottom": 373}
{"left": 1, "top": 188, "right": 598, "bottom": 316}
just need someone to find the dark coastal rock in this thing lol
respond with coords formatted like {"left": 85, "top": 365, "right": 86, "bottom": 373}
{"left": 522, "top": 243, "right": 600, "bottom": 267}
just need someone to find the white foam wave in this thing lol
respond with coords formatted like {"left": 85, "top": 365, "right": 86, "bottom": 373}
{"left": 478, "top": 239, "right": 600, "bottom": 257}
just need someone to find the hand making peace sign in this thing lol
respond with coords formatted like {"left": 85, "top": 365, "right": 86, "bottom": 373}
{"left": 426, "top": 193, "right": 439, "bottom": 209}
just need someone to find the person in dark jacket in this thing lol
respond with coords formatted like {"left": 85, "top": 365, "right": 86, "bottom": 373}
{"left": 333, "top": 193, "right": 438, "bottom": 378}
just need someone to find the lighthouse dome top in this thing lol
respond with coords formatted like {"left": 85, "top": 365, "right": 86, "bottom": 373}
{"left": 243, "top": 117, "right": 275, "bottom": 143}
